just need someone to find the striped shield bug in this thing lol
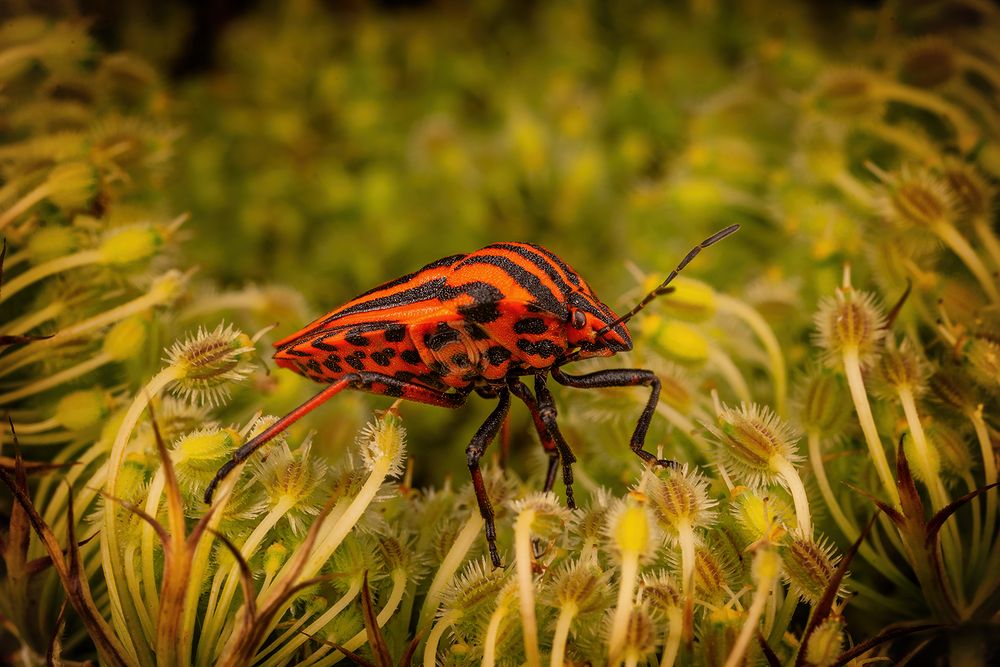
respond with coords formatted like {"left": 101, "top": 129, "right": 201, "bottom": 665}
{"left": 205, "top": 225, "right": 740, "bottom": 566}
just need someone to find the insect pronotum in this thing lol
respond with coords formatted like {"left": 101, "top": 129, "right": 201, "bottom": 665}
{"left": 205, "top": 225, "right": 740, "bottom": 566}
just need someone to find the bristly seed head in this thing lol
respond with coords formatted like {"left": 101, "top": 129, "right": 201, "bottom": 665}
{"left": 941, "top": 158, "right": 992, "bottom": 218}
{"left": 795, "top": 365, "right": 852, "bottom": 434}
{"left": 813, "top": 287, "right": 886, "bottom": 367}
{"left": 877, "top": 164, "right": 957, "bottom": 231}
{"left": 804, "top": 616, "right": 846, "bottom": 667}
{"left": 706, "top": 402, "right": 802, "bottom": 489}
{"left": 549, "top": 559, "right": 608, "bottom": 613}
{"left": 166, "top": 323, "right": 256, "bottom": 406}
{"left": 251, "top": 438, "right": 327, "bottom": 534}
{"left": 645, "top": 465, "right": 717, "bottom": 538}
{"left": 782, "top": 532, "right": 841, "bottom": 604}
{"left": 875, "top": 336, "right": 929, "bottom": 397}
{"left": 355, "top": 413, "right": 407, "bottom": 478}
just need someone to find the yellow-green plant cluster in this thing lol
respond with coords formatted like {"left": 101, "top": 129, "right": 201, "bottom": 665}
{"left": 2, "top": 1, "right": 1000, "bottom": 665}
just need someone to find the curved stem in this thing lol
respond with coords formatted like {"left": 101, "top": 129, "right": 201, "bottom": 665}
{"left": 549, "top": 602, "right": 577, "bottom": 667}
{"left": 608, "top": 549, "right": 639, "bottom": 664}
{"left": 773, "top": 456, "right": 812, "bottom": 536}
{"left": 898, "top": 388, "right": 963, "bottom": 600}
{"left": 418, "top": 510, "right": 483, "bottom": 628}
{"left": 661, "top": 608, "right": 683, "bottom": 667}
{"left": 972, "top": 215, "right": 1000, "bottom": 273}
{"left": 260, "top": 577, "right": 361, "bottom": 667}
{"left": 970, "top": 409, "right": 997, "bottom": 556}
{"left": 707, "top": 345, "right": 751, "bottom": 404}
{"left": 101, "top": 367, "right": 180, "bottom": 667}
{"left": 842, "top": 348, "right": 900, "bottom": 508}
{"left": 0, "top": 249, "right": 99, "bottom": 303}
{"left": 932, "top": 221, "right": 1000, "bottom": 302}
{"left": 423, "top": 609, "right": 462, "bottom": 667}
{"left": 724, "top": 552, "right": 778, "bottom": 667}
{"left": 717, "top": 295, "right": 788, "bottom": 416}
{"left": 0, "top": 352, "right": 108, "bottom": 404}
{"left": 515, "top": 510, "right": 540, "bottom": 667}
{"left": 677, "top": 521, "right": 696, "bottom": 647}
{"left": 481, "top": 593, "right": 512, "bottom": 667}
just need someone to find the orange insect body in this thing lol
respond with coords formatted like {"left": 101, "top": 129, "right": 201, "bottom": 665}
{"left": 273, "top": 242, "right": 631, "bottom": 397}
{"left": 207, "top": 228, "right": 740, "bottom": 566}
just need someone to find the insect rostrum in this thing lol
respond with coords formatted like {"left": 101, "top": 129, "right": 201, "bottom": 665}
{"left": 205, "top": 226, "right": 739, "bottom": 566}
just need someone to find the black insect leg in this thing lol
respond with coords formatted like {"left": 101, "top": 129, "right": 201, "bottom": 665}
{"left": 467, "top": 388, "right": 511, "bottom": 568}
{"left": 507, "top": 379, "right": 560, "bottom": 494}
{"left": 204, "top": 371, "right": 467, "bottom": 504}
{"left": 551, "top": 367, "right": 676, "bottom": 468}
{"left": 533, "top": 375, "right": 578, "bottom": 509}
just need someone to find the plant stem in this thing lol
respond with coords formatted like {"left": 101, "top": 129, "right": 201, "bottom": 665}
{"left": 842, "top": 348, "right": 900, "bottom": 508}
{"left": 0, "top": 352, "right": 108, "bottom": 404}
{"left": 661, "top": 608, "right": 683, "bottom": 667}
{"left": 724, "top": 552, "right": 778, "bottom": 667}
{"left": 418, "top": 510, "right": 483, "bottom": 628}
{"left": 898, "top": 387, "right": 964, "bottom": 603}
{"left": 101, "top": 367, "right": 180, "bottom": 667}
{"left": 423, "top": 609, "right": 462, "bottom": 667}
{"left": 0, "top": 249, "right": 99, "bottom": 303}
{"left": 707, "top": 345, "right": 751, "bottom": 404}
{"left": 772, "top": 456, "right": 811, "bottom": 536}
{"left": 550, "top": 601, "right": 578, "bottom": 667}
{"left": 481, "top": 592, "right": 513, "bottom": 667}
{"left": 969, "top": 408, "right": 997, "bottom": 558}
{"left": 515, "top": 509, "right": 541, "bottom": 667}
{"left": 932, "top": 222, "right": 1000, "bottom": 302}
{"left": 717, "top": 295, "right": 788, "bottom": 415}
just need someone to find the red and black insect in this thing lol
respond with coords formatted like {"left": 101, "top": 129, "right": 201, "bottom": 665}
{"left": 205, "top": 226, "right": 739, "bottom": 566}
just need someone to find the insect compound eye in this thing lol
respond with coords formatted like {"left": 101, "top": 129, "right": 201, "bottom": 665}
{"left": 571, "top": 309, "right": 587, "bottom": 330}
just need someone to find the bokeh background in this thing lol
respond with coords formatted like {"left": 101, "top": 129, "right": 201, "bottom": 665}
{"left": 25, "top": 0, "right": 895, "bottom": 486}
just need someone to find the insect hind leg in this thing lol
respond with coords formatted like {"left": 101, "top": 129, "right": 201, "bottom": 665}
{"left": 203, "top": 371, "right": 467, "bottom": 504}
{"left": 466, "top": 389, "right": 511, "bottom": 568}
{"left": 551, "top": 366, "right": 677, "bottom": 469}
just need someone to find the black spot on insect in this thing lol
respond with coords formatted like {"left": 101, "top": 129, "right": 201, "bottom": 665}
{"left": 344, "top": 351, "right": 366, "bottom": 370}
{"left": 285, "top": 348, "right": 312, "bottom": 357}
{"left": 430, "top": 361, "right": 448, "bottom": 374}
{"left": 346, "top": 333, "right": 369, "bottom": 347}
{"left": 383, "top": 383, "right": 404, "bottom": 398}
{"left": 513, "top": 317, "right": 547, "bottom": 334}
{"left": 384, "top": 325, "right": 406, "bottom": 343}
{"left": 394, "top": 370, "right": 416, "bottom": 382}
{"left": 370, "top": 351, "right": 392, "bottom": 366}
{"left": 458, "top": 302, "right": 502, "bottom": 324}
{"left": 486, "top": 345, "right": 511, "bottom": 366}
{"left": 425, "top": 326, "right": 460, "bottom": 351}
{"left": 517, "top": 339, "right": 561, "bottom": 358}
{"left": 400, "top": 349, "right": 422, "bottom": 365}
{"left": 306, "top": 359, "right": 323, "bottom": 374}
{"left": 451, "top": 353, "right": 471, "bottom": 368}
{"left": 322, "top": 358, "right": 343, "bottom": 374}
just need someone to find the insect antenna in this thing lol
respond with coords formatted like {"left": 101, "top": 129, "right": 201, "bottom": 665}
{"left": 597, "top": 224, "right": 740, "bottom": 335}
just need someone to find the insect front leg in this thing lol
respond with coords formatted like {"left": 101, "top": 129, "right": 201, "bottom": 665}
{"left": 467, "top": 388, "right": 511, "bottom": 568}
{"left": 551, "top": 367, "right": 677, "bottom": 469}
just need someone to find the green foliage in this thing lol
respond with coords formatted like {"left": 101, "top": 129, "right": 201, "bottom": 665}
{"left": 2, "top": 1, "right": 1000, "bottom": 665}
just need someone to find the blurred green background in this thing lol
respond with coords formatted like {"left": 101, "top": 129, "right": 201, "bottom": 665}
{"left": 10, "top": 0, "right": 980, "bottom": 488}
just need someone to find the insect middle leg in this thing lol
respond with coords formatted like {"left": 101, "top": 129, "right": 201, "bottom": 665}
{"left": 467, "top": 389, "right": 511, "bottom": 568}
{"left": 508, "top": 376, "right": 577, "bottom": 509}
{"left": 551, "top": 367, "right": 676, "bottom": 468}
